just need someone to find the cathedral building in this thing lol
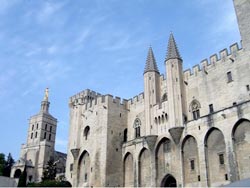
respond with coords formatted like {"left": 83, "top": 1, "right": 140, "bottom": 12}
{"left": 11, "top": 89, "right": 66, "bottom": 183}
{"left": 66, "top": 0, "right": 250, "bottom": 187}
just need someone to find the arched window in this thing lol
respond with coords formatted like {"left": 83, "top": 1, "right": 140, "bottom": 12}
{"left": 84, "top": 126, "right": 90, "bottom": 140}
{"left": 155, "top": 117, "right": 158, "bottom": 125}
{"left": 162, "top": 93, "right": 168, "bottom": 102}
{"left": 190, "top": 100, "right": 201, "bottom": 120}
{"left": 161, "top": 115, "right": 165, "bottom": 123}
{"left": 134, "top": 118, "right": 141, "bottom": 138}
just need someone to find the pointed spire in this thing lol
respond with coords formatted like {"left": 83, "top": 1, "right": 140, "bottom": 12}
{"left": 166, "top": 33, "right": 182, "bottom": 61}
{"left": 144, "top": 46, "right": 159, "bottom": 74}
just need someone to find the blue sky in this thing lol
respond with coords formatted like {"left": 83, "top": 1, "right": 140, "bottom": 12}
{"left": 0, "top": 0, "right": 240, "bottom": 160}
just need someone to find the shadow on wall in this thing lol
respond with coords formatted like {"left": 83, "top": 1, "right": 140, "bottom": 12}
{"left": 0, "top": 176, "right": 17, "bottom": 187}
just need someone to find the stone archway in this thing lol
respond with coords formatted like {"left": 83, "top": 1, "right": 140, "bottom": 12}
{"left": 14, "top": 169, "right": 22, "bottom": 178}
{"left": 160, "top": 174, "right": 177, "bottom": 187}
{"left": 138, "top": 148, "right": 151, "bottom": 187}
{"left": 123, "top": 152, "right": 134, "bottom": 187}
{"left": 232, "top": 119, "right": 250, "bottom": 180}
{"left": 182, "top": 135, "right": 199, "bottom": 187}
{"left": 155, "top": 137, "right": 172, "bottom": 186}
{"left": 77, "top": 151, "right": 90, "bottom": 187}
{"left": 204, "top": 128, "right": 227, "bottom": 186}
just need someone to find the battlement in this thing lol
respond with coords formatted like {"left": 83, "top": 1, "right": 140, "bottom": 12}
{"left": 183, "top": 42, "right": 242, "bottom": 79}
{"left": 127, "top": 92, "right": 144, "bottom": 107}
{"left": 69, "top": 89, "right": 129, "bottom": 110}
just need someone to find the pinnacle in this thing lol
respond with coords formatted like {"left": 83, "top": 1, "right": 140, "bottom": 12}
{"left": 144, "top": 46, "right": 159, "bottom": 74}
{"left": 166, "top": 33, "right": 182, "bottom": 61}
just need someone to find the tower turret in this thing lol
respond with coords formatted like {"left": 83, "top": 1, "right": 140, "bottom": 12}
{"left": 165, "top": 33, "right": 186, "bottom": 129}
{"left": 233, "top": 0, "right": 250, "bottom": 51}
{"left": 144, "top": 46, "right": 161, "bottom": 135}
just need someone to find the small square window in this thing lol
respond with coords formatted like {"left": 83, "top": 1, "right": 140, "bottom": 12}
{"left": 219, "top": 153, "right": 224, "bottom": 165}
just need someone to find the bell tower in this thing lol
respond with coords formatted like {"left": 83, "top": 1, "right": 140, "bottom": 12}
{"left": 11, "top": 88, "right": 57, "bottom": 182}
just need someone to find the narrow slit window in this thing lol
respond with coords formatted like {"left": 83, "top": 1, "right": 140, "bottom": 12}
{"left": 209, "top": 104, "right": 214, "bottom": 113}
{"left": 190, "top": 159, "right": 195, "bottom": 170}
{"left": 246, "top": 85, "right": 250, "bottom": 91}
{"left": 227, "top": 71, "right": 233, "bottom": 82}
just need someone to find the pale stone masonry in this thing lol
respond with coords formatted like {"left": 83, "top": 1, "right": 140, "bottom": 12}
{"left": 11, "top": 89, "right": 66, "bottom": 183}
{"left": 66, "top": 0, "right": 250, "bottom": 187}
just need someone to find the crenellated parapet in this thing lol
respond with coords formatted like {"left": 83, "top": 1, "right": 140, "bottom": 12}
{"left": 183, "top": 42, "right": 242, "bottom": 80}
{"left": 69, "top": 89, "right": 129, "bottom": 111}
{"left": 127, "top": 92, "right": 144, "bottom": 109}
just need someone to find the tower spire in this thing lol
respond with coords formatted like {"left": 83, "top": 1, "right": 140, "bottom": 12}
{"left": 41, "top": 88, "right": 50, "bottom": 113}
{"left": 166, "top": 33, "right": 182, "bottom": 61}
{"left": 43, "top": 88, "right": 49, "bottom": 101}
{"left": 144, "top": 46, "right": 159, "bottom": 74}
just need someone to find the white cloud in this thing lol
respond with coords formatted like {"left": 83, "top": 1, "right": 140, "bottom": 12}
{"left": 37, "top": 2, "right": 64, "bottom": 23}
{"left": 47, "top": 45, "right": 58, "bottom": 54}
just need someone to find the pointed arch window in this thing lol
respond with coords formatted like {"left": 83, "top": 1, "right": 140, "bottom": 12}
{"left": 134, "top": 118, "right": 141, "bottom": 138}
{"left": 162, "top": 93, "right": 168, "bottom": 102}
{"left": 190, "top": 100, "right": 201, "bottom": 120}
{"left": 84, "top": 126, "right": 90, "bottom": 140}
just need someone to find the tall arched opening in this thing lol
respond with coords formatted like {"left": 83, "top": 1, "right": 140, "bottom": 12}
{"left": 182, "top": 135, "right": 200, "bottom": 187}
{"left": 14, "top": 169, "right": 22, "bottom": 178}
{"left": 138, "top": 148, "right": 151, "bottom": 187}
{"left": 77, "top": 151, "right": 90, "bottom": 186}
{"left": 232, "top": 119, "right": 250, "bottom": 180}
{"left": 155, "top": 137, "right": 172, "bottom": 186}
{"left": 205, "top": 128, "right": 227, "bottom": 186}
{"left": 123, "top": 152, "right": 134, "bottom": 187}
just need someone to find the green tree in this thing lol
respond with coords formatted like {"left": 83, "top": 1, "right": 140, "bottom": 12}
{"left": 17, "top": 166, "right": 27, "bottom": 187}
{"left": 42, "top": 159, "right": 57, "bottom": 181}
{"left": 3, "top": 153, "right": 15, "bottom": 177}
{"left": 0, "top": 153, "right": 6, "bottom": 176}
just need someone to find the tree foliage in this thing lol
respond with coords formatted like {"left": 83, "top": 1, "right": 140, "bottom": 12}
{"left": 17, "top": 166, "right": 27, "bottom": 187}
{"left": 42, "top": 159, "right": 57, "bottom": 181}
{"left": 4, "top": 153, "right": 15, "bottom": 177}
{"left": 0, "top": 153, "right": 6, "bottom": 176}
{"left": 0, "top": 152, "right": 15, "bottom": 177}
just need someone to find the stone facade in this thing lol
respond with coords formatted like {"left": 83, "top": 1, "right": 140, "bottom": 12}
{"left": 11, "top": 89, "right": 66, "bottom": 183}
{"left": 66, "top": 0, "right": 250, "bottom": 187}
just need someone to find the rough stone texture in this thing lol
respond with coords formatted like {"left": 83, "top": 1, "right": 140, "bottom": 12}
{"left": 11, "top": 92, "right": 66, "bottom": 183}
{"left": 66, "top": 1, "right": 250, "bottom": 187}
